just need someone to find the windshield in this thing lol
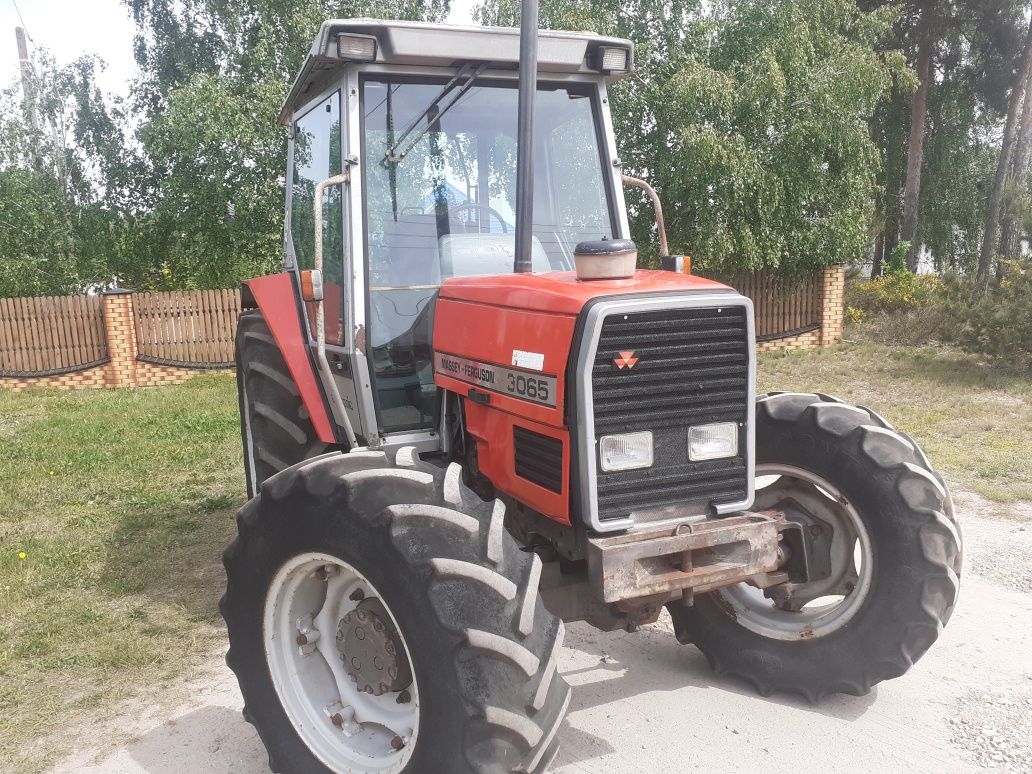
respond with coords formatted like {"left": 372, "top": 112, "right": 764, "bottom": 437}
{"left": 361, "top": 77, "right": 615, "bottom": 434}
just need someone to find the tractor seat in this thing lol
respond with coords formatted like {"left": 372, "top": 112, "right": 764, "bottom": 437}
{"left": 438, "top": 233, "right": 551, "bottom": 278}
{"left": 372, "top": 214, "right": 442, "bottom": 288}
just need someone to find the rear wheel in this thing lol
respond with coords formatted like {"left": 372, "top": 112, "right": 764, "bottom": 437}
{"left": 668, "top": 392, "right": 962, "bottom": 701}
{"left": 236, "top": 309, "right": 329, "bottom": 497}
{"left": 220, "top": 448, "right": 570, "bottom": 773}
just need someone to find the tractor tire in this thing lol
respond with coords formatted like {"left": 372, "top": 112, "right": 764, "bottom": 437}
{"left": 668, "top": 392, "right": 962, "bottom": 702}
{"left": 220, "top": 448, "right": 570, "bottom": 774}
{"left": 236, "top": 309, "right": 329, "bottom": 498}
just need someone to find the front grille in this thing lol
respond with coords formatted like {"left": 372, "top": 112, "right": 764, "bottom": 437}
{"left": 514, "top": 426, "right": 563, "bottom": 493}
{"left": 591, "top": 305, "right": 750, "bottom": 522}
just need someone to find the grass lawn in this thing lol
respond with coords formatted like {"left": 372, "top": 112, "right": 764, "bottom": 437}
{"left": 0, "top": 340, "right": 1028, "bottom": 771}
{"left": 758, "top": 339, "right": 1032, "bottom": 504}
{"left": 0, "top": 376, "right": 243, "bottom": 772}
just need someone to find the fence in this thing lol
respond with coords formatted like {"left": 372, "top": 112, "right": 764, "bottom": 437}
{"left": 723, "top": 270, "right": 820, "bottom": 340}
{"left": 0, "top": 266, "right": 844, "bottom": 391}
{"left": 134, "top": 290, "right": 240, "bottom": 368}
{"left": 0, "top": 295, "right": 108, "bottom": 376}
{"left": 0, "top": 289, "right": 238, "bottom": 392}
{"left": 715, "top": 266, "right": 844, "bottom": 351}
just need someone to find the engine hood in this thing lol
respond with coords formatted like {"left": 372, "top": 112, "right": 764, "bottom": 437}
{"left": 438, "top": 270, "right": 731, "bottom": 317}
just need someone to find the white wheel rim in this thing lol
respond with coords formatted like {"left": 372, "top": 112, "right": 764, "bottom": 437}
{"left": 716, "top": 464, "right": 875, "bottom": 641}
{"left": 264, "top": 552, "right": 419, "bottom": 772}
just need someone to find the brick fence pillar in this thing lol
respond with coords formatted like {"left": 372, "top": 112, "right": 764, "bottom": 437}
{"left": 819, "top": 265, "right": 846, "bottom": 346}
{"left": 101, "top": 289, "right": 139, "bottom": 387}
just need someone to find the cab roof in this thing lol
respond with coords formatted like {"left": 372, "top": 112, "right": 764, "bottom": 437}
{"left": 280, "top": 19, "right": 635, "bottom": 125}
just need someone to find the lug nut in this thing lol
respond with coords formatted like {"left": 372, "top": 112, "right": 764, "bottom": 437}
{"left": 391, "top": 735, "right": 405, "bottom": 750}
{"left": 331, "top": 713, "right": 343, "bottom": 727}
{"left": 397, "top": 690, "right": 411, "bottom": 704}
{"left": 296, "top": 633, "right": 309, "bottom": 646}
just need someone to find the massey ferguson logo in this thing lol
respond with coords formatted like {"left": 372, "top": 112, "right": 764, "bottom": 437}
{"left": 613, "top": 350, "right": 639, "bottom": 369}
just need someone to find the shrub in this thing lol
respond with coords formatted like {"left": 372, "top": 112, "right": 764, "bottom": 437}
{"left": 848, "top": 272, "right": 944, "bottom": 313}
{"left": 848, "top": 240, "right": 948, "bottom": 312}
{"left": 848, "top": 259, "right": 1032, "bottom": 370}
{"left": 942, "top": 261, "right": 1032, "bottom": 369}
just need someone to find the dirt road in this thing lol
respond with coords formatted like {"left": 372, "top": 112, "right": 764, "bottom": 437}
{"left": 53, "top": 489, "right": 1032, "bottom": 773}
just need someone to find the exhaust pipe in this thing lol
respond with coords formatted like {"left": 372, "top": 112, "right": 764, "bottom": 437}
{"left": 514, "top": 0, "right": 539, "bottom": 274}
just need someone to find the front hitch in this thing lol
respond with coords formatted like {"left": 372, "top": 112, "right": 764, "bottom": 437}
{"left": 585, "top": 510, "right": 798, "bottom": 606}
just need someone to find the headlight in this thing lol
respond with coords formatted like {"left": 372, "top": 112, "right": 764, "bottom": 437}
{"left": 599, "top": 431, "right": 653, "bottom": 472}
{"left": 688, "top": 422, "right": 738, "bottom": 461}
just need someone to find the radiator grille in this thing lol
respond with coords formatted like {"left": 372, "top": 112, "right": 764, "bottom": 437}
{"left": 514, "top": 426, "right": 563, "bottom": 493}
{"left": 591, "top": 305, "right": 750, "bottom": 522}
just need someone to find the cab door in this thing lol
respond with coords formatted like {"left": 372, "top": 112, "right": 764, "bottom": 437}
{"left": 287, "top": 88, "right": 367, "bottom": 441}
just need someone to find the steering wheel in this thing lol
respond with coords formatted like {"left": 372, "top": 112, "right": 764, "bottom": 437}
{"left": 447, "top": 201, "right": 509, "bottom": 233}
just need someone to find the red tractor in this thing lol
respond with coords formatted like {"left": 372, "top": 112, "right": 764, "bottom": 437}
{"left": 221, "top": 12, "right": 962, "bottom": 774}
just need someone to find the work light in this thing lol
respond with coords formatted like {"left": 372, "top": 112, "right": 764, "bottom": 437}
{"left": 599, "top": 431, "right": 653, "bottom": 472}
{"left": 687, "top": 423, "right": 739, "bottom": 462}
{"left": 337, "top": 33, "right": 377, "bottom": 61}
{"left": 595, "top": 46, "right": 630, "bottom": 74}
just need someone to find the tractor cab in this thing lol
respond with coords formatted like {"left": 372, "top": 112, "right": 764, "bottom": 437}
{"left": 280, "top": 20, "right": 634, "bottom": 444}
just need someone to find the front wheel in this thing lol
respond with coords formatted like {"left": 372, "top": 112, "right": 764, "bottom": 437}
{"left": 668, "top": 392, "right": 962, "bottom": 702}
{"left": 220, "top": 448, "right": 569, "bottom": 773}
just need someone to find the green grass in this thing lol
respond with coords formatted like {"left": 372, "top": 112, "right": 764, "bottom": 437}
{"left": 0, "top": 376, "right": 242, "bottom": 772}
{"left": 0, "top": 341, "right": 1029, "bottom": 770}
{"left": 758, "top": 339, "right": 1032, "bottom": 504}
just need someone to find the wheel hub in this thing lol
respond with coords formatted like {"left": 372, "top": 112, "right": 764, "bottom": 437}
{"left": 716, "top": 464, "right": 874, "bottom": 640}
{"left": 337, "top": 599, "right": 412, "bottom": 696}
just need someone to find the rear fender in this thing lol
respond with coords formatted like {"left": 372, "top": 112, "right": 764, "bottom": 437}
{"left": 243, "top": 273, "right": 337, "bottom": 444}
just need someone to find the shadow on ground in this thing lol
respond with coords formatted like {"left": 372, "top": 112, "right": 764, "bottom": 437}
{"left": 125, "top": 705, "right": 266, "bottom": 774}
{"left": 552, "top": 620, "right": 877, "bottom": 771}
{"left": 75, "top": 613, "right": 880, "bottom": 774}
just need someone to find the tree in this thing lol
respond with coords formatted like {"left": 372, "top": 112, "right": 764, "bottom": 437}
{"left": 863, "top": 0, "right": 1029, "bottom": 276}
{"left": 999, "top": 47, "right": 1032, "bottom": 264}
{"left": 900, "top": 4, "right": 934, "bottom": 272}
{"left": 0, "top": 52, "right": 130, "bottom": 296}
{"left": 481, "top": 0, "right": 903, "bottom": 275}
{"left": 979, "top": 13, "right": 1032, "bottom": 279}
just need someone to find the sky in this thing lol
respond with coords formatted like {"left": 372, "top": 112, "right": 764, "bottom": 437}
{"left": 1, "top": 0, "right": 139, "bottom": 98}
{"left": 1, "top": 0, "right": 481, "bottom": 100}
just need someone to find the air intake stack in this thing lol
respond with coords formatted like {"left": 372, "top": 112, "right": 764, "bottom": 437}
{"left": 574, "top": 239, "right": 638, "bottom": 280}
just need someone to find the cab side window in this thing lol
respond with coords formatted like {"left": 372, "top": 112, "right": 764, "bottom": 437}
{"left": 290, "top": 93, "right": 343, "bottom": 287}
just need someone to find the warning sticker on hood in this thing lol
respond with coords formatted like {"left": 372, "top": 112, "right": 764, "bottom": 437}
{"left": 511, "top": 350, "right": 545, "bottom": 371}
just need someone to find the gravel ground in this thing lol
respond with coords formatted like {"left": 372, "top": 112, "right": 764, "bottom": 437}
{"left": 949, "top": 688, "right": 1032, "bottom": 770}
{"left": 52, "top": 488, "right": 1032, "bottom": 774}
{"left": 953, "top": 488, "right": 1032, "bottom": 594}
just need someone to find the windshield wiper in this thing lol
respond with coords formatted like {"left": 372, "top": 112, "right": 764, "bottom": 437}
{"left": 383, "top": 62, "right": 489, "bottom": 165}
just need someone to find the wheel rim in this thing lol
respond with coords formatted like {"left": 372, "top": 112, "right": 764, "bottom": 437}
{"left": 716, "top": 464, "right": 874, "bottom": 641}
{"left": 263, "top": 552, "right": 419, "bottom": 772}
